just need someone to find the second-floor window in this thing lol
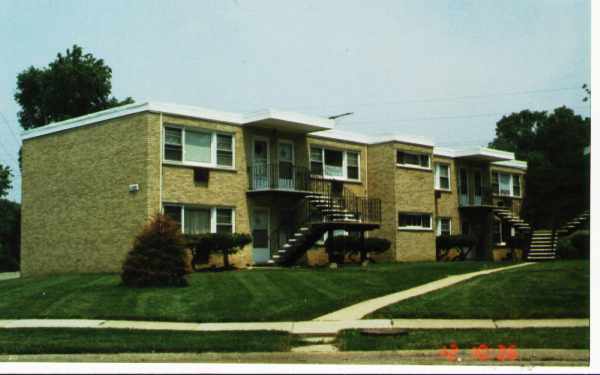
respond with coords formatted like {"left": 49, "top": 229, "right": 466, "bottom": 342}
{"left": 310, "top": 147, "right": 360, "bottom": 181}
{"left": 163, "top": 204, "right": 235, "bottom": 234}
{"left": 397, "top": 151, "right": 430, "bottom": 169}
{"left": 434, "top": 163, "right": 451, "bottom": 190}
{"left": 163, "top": 126, "right": 234, "bottom": 168}
{"left": 492, "top": 172, "right": 522, "bottom": 197}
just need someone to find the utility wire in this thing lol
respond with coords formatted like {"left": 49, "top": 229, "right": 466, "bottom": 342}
{"left": 0, "top": 111, "right": 21, "bottom": 147}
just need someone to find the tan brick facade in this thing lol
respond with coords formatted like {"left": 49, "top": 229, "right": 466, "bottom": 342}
{"left": 21, "top": 107, "right": 527, "bottom": 274}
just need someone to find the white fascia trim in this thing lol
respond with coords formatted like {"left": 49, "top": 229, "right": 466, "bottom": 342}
{"left": 491, "top": 160, "right": 528, "bottom": 170}
{"left": 433, "top": 147, "right": 457, "bottom": 158}
{"left": 21, "top": 102, "right": 152, "bottom": 140}
{"left": 242, "top": 109, "right": 335, "bottom": 130}
{"left": 310, "top": 130, "right": 434, "bottom": 147}
{"left": 453, "top": 147, "right": 514, "bottom": 161}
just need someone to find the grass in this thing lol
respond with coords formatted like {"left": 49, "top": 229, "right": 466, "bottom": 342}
{"left": 337, "top": 328, "right": 590, "bottom": 351}
{"left": 368, "top": 260, "right": 589, "bottom": 319}
{"left": 0, "top": 329, "right": 294, "bottom": 354}
{"left": 0, "top": 261, "right": 502, "bottom": 322}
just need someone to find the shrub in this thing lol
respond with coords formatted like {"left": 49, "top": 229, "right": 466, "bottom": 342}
{"left": 324, "top": 235, "right": 391, "bottom": 264}
{"left": 121, "top": 213, "right": 188, "bottom": 287}
{"left": 436, "top": 234, "right": 477, "bottom": 261}
{"left": 0, "top": 242, "right": 18, "bottom": 272}
{"left": 557, "top": 230, "right": 589, "bottom": 259}
{"left": 185, "top": 233, "right": 252, "bottom": 269}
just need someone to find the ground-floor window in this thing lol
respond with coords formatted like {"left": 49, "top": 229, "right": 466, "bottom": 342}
{"left": 436, "top": 217, "right": 451, "bottom": 236}
{"left": 398, "top": 212, "right": 432, "bottom": 230}
{"left": 163, "top": 204, "right": 235, "bottom": 234}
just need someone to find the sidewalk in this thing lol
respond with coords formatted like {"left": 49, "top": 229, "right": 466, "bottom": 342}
{"left": 0, "top": 318, "right": 589, "bottom": 335}
{"left": 314, "top": 262, "right": 534, "bottom": 321}
{"left": 0, "top": 272, "right": 19, "bottom": 281}
{"left": 0, "top": 349, "right": 589, "bottom": 365}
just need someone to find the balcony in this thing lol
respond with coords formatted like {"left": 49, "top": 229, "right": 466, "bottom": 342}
{"left": 247, "top": 163, "right": 321, "bottom": 193}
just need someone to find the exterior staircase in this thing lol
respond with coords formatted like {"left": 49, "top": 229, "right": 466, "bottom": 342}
{"left": 267, "top": 191, "right": 380, "bottom": 266}
{"left": 557, "top": 209, "right": 590, "bottom": 236}
{"left": 492, "top": 207, "right": 532, "bottom": 233}
{"left": 526, "top": 229, "right": 557, "bottom": 260}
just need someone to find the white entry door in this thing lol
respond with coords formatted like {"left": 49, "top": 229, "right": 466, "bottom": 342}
{"left": 252, "top": 138, "right": 270, "bottom": 189}
{"left": 278, "top": 141, "right": 295, "bottom": 189}
{"left": 459, "top": 168, "right": 469, "bottom": 206}
{"left": 252, "top": 208, "right": 270, "bottom": 263}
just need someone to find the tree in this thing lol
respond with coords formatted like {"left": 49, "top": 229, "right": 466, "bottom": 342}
{"left": 0, "top": 164, "right": 11, "bottom": 198}
{"left": 0, "top": 200, "right": 20, "bottom": 272}
{"left": 489, "top": 106, "right": 590, "bottom": 228}
{"left": 185, "top": 233, "right": 252, "bottom": 269}
{"left": 121, "top": 214, "right": 188, "bottom": 287}
{"left": 14, "top": 44, "right": 133, "bottom": 130}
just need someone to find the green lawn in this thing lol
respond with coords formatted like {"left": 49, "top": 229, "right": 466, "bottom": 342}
{"left": 337, "top": 328, "right": 590, "bottom": 351}
{"left": 0, "top": 262, "right": 502, "bottom": 322}
{"left": 368, "top": 260, "right": 589, "bottom": 319}
{"left": 0, "top": 329, "right": 293, "bottom": 354}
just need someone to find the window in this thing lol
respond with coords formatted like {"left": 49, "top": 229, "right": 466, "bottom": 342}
{"left": 163, "top": 205, "right": 235, "bottom": 234}
{"left": 310, "top": 147, "right": 360, "bottom": 181}
{"left": 347, "top": 152, "right": 359, "bottom": 180}
{"left": 493, "top": 218, "right": 504, "bottom": 245}
{"left": 164, "top": 128, "right": 183, "bottom": 161}
{"left": 397, "top": 151, "right": 430, "bottom": 169}
{"left": 434, "top": 163, "right": 450, "bottom": 190}
{"left": 512, "top": 174, "right": 521, "bottom": 197}
{"left": 185, "top": 208, "right": 211, "bottom": 234}
{"left": 398, "top": 213, "right": 432, "bottom": 230}
{"left": 163, "top": 126, "right": 234, "bottom": 168}
{"left": 436, "top": 217, "right": 451, "bottom": 236}
{"left": 216, "top": 208, "right": 234, "bottom": 234}
{"left": 493, "top": 172, "right": 521, "bottom": 197}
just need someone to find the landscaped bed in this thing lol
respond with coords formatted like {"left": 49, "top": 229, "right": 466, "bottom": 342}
{"left": 368, "top": 260, "right": 589, "bottom": 319}
{"left": 0, "top": 262, "right": 503, "bottom": 322}
{"left": 337, "top": 328, "right": 590, "bottom": 351}
{"left": 0, "top": 329, "right": 294, "bottom": 354}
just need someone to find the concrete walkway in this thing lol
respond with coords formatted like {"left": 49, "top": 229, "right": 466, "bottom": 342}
{"left": 0, "top": 349, "right": 589, "bottom": 365}
{"left": 314, "top": 262, "right": 534, "bottom": 321}
{"left": 0, "top": 318, "right": 588, "bottom": 335}
{"left": 0, "top": 272, "right": 19, "bottom": 281}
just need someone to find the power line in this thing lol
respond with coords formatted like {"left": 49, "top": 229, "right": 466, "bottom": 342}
{"left": 0, "top": 111, "right": 21, "bottom": 147}
{"left": 283, "top": 86, "right": 582, "bottom": 112}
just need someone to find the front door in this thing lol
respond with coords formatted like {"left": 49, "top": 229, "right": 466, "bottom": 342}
{"left": 459, "top": 168, "right": 469, "bottom": 206}
{"left": 252, "top": 138, "right": 270, "bottom": 189}
{"left": 278, "top": 141, "right": 295, "bottom": 189}
{"left": 473, "top": 170, "right": 483, "bottom": 205}
{"left": 251, "top": 208, "right": 270, "bottom": 263}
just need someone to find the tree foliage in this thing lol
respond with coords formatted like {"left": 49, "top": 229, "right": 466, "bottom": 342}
{"left": 0, "top": 164, "right": 11, "bottom": 198}
{"left": 14, "top": 44, "right": 133, "bottom": 130}
{"left": 324, "top": 235, "right": 391, "bottom": 264}
{"left": 0, "top": 199, "right": 20, "bottom": 272}
{"left": 121, "top": 214, "right": 188, "bottom": 287}
{"left": 489, "top": 106, "right": 590, "bottom": 228}
{"left": 185, "top": 233, "right": 252, "bottom": 269}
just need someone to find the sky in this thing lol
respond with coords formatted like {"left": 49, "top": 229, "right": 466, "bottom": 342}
{"left": 0, "top": 0, "right": 591, "bottom": 202}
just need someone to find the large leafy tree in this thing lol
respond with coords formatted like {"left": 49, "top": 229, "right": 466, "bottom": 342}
{"left": 489, "top": 106, "right": 590, "bottom": 228}
{"left": 14, "top": 44, "right": 133, "bottom": 130}
{"left": 0, "top": 164, "right": 11, "bottom": 198}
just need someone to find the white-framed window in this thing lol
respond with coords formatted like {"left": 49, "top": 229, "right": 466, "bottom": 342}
{"left": 163, "top": 204, "right": 235, "bottom": 234}
{"left": 310, "top": 147, "right": 360, "bottom": 181}
{"left": 398, "top": 212, "right": 432, "bottom": 230}
{"left": 434, "top": 163, "right": 451, "bottom": 190}
{"left": 493, "top": 218, "right": 505, "bottom": 245}
{"left": 436, "top": 217, "right": 451, "bottom": 236}
{"left": 163, "top": 125, "right": 234, "bottom": 169}
{"left": 492, "top": 172, "right": 522, "bottom": 197}
{"left": 397, "top": 151, "right": 430, "bottom": 169}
